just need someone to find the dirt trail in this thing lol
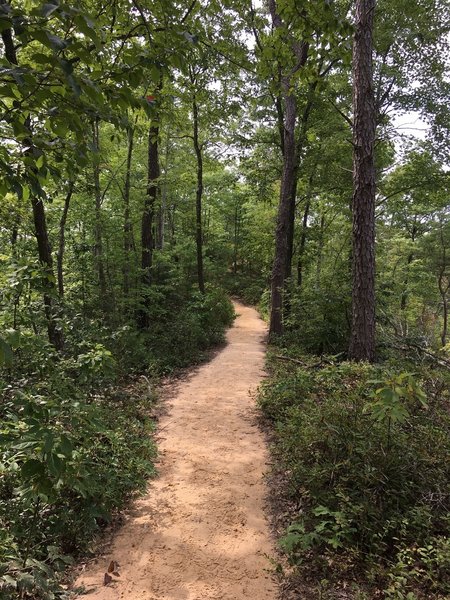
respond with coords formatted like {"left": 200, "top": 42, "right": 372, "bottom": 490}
{"left": 74, "top": 301, "right": 277, "bottom": 600}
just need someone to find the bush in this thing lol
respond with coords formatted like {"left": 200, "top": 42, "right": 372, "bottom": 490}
{"left": 145, "top": 286, "right": 235, "bottom": 372}
{"left": 222, "top": 272, "right": 267, "bottom": 306}
{"left": 0, "top": 286, "right": 235, "bottom": 598}
{"left": 0, "top": 371, "right": 156, "bottom": 599}
{"left": 260, "top": 355, "right": 450, "bottom": 598}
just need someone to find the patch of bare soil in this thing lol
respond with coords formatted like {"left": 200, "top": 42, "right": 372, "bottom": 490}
{"left": 72, "top": 301, "right": 277, "bottom": 600}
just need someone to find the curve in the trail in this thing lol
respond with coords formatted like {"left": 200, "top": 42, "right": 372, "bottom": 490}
{"left": 74, "top": 301, "right": 276, "bottom": 600}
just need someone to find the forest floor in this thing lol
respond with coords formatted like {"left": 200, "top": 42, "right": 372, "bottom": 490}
{"left": 72, "top": 301, "right": 277, "bottom": 600}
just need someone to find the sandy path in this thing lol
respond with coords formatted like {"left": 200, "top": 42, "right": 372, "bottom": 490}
{"left": 74, "top": 301, "right": 277, "bottom": 600}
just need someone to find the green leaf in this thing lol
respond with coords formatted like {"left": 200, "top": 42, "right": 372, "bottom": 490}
{"left": 47, "top": 452, "right": 64, "bottom": 477}
{"left": 58, "top": 58, "right": 73, "bottom": 75}
{"left": 4, "top": 328, "right": 20, "bottom": 349}
{"left": 33, "top": 29, "right": 69, "bottom": 51}
{"left": 58, "top": 435, "right": 73, "bottom": 457}
{"left": 21, "top": 184, "right": 30, "bottom": 202}
{"left": 0, "top": 17, "right": 11, "bottom": 32}
{"left": 0, "top": 338, "right": 13, "bottom": 365}
{"left": 74, "top": 14, "right": 101, "bottom": 47}
{"left": 47, "top": 33, "right": 69, "bottom": 51}
{"left": 41, "top": 3, "right": 59, "bottom": 18}
{"left": 313, "top": 505, "right": 331, "bottom": 516}
{"left": 66, "top": 74, "right": 81, "bottom": 97}
{"left": 21, "top": 459, "right": 45, "bottom": 479}
{"left": 51, "top": 120, "right": 67, "bottom": 137}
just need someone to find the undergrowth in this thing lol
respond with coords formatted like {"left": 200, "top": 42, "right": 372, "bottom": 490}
{"left": 259, "top": 346, "right": 450, "bottom": 599}
{"left": 0, "top": 287, "right": 234, "bottom": 599}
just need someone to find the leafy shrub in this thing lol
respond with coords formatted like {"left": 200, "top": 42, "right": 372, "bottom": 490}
{"left": 0, "top": 329, "right": 155, "bottom": 598}
{"left": 259, "top": 355, "right": 450, "bottom": 597}
{"left": 0, "top": 284, "right": 235, "bottom": 598}
{"left": 76, "top": 342, "right": 116, "bottom": 384}
{"left": 222, "top": 272, "right": 267, "bottom": 306}
{"left": 0, "top": 373, "right": 156, "bottom": 599}
{"left": 146, "top": 286, "right": 235, "bottom": 371}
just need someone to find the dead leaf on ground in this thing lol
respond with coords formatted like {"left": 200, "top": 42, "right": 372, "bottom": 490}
{"left": 108, "top": 560, "right": 119, "bottom": 575}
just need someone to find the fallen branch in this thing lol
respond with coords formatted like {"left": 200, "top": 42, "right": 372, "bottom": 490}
{"left": 384, "top": 341, "right": 450, "bottom": 369}
{"left": 272, "top": 355, "right": 337, "bottom": 369}
{"left": 273, "top": 354, "right": 309, "bottom": 366}
{"left": 407, "top": 343, "right": 450, "bottom": 369}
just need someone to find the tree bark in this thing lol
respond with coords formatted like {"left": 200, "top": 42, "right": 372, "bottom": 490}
{"left": 233, "top": 203, "right": 241, "bottom": 274}
{"left": 400, "top": 223, "right": 417, "bottom": 332}
{"left": 438, "top": 224, "right": 449, "bottom": 348}
{"left": 57, "top": 181, "right": 74, "bottom": 297}
{"left": 156, "top": 125, "right": 170, "bottom": 251}
{"left": 123, "top": 126, "right": 135, "bottom": 298}
{"left": 348, "top": 0, "right": 377, "bottom": 362}
{"left": 1, "top": 14, "right": 63, "bottom": 351}
{"left": 31, "top": 197, "right": 64, "bottom": 350}
{"left": 440, "top": 273, "right": 449, "bottom": 348}
{"left": 285, "top": 85, "right": 317, "bottom": 283}
{"left": 316, "top": 213, "right": 325, "bottom": 290}
{"left": 192, "top": 93, "right": 205, "bottom": 295}
{"left": 138, "top": 121, "right": 160, "bottom": 328}
{"left": 11, "top": 222, "right": 18, "bottom": 257}
{"left": 268, "top": 0, "right": 308, "bottom": 338}
{"left": 269, "top": 88, "right": 297, "bottom": 337}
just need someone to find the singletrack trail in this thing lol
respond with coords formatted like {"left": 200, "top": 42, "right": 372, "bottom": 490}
{"left": 74, "top": 301, "right": 277, "bottom": 600}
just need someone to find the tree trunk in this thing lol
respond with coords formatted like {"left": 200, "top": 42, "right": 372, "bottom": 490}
{"left": 192, "top": 94, "right": 205, "bottom": 294}
{"left": 400, "top": 251, "right": 414, "bottom": 312}
{"left": 11, "top": 222, "right": 18, "bottom": 257}
{"left": 316, "top": 213, "right": 325, "bottom": 290}
{"left": 348, "top": 0, "right": 377, "bottom": 362}
{"left": 438, "top": 224, "right": 449, "bottom": 348}
{"left": 233, "top": 203, "right": 240, "bottom": 275}
{"left": 285, "top": 86, "right": 316, "bottom": 283}
{"left": 269, "top": 87, "right": 297, "bottom": 337}
{"left": 1, "top": 15, "right": 63, "bottom": 351}
{"left": 57, "top": 181, "right": 74, "bottom": 297}
{"left": 156, "top": 126, "right": 170, "bottom": 251}
{"left": 31, "top": 197, "right": 64, "bottom": 350}
{"left": 400, "top": 224, "right": 417, "bottom": 333}
{"left": 139, "top": 121, "right": 160, "bottom": 328}
{"left": 268, "top": 0, "right": 308, "bottom": 337}
{"left": 440, "top": 278, "right": 448, "bottom": 347}
{"left": 123, "top": 126, "right": 135, "bottom": 298}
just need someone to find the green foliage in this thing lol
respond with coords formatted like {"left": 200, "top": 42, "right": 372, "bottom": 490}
{"left": 366, "top": 372, "right": 427, "bottom": 431}
{"left": 0, "top": 359, "right": 157, "bottom": 599}
{"left": 145, "top": 287, "right": 235, "bottom": 372}
{"left": 76, "top": 342, "right": 116, "bottom": 384}
{"left": 0, "top": 283, "right": 233, "bottom": 598}
{"left": 260, "top": 355, "right": 450, "bottom": 597}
